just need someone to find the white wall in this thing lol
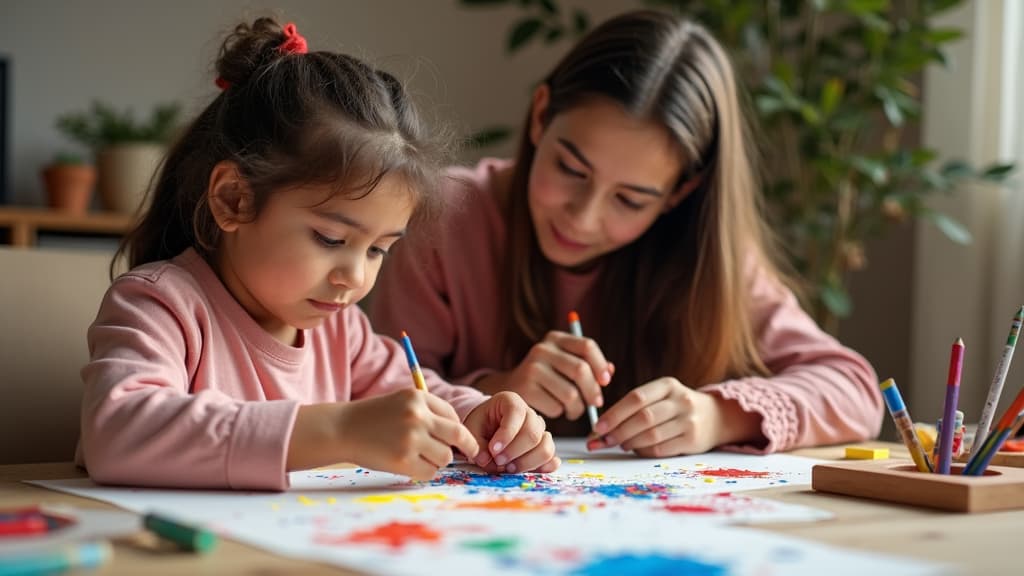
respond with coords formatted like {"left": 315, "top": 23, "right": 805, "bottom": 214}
{"left": 0, "top": 0, "right": 628, "bottom": 205}
{"left": 915, "top": 0, "right": 1023, "bottom": 422}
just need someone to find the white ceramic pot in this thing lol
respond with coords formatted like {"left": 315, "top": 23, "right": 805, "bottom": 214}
{"left": 97, "top": 143, "right": 166, "bottom": 214}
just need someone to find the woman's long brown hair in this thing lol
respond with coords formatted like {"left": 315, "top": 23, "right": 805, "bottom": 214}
{"left": 501, "top": 11, "right": 796, "bottom": 420}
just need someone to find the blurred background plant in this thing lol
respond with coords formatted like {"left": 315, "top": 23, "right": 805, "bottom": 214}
{"left": 459, "top": 0, "right": 1014, "bottom": 333}
{"left": 54, "top": 101, "right": 181, "bottom": 214}
{"left": 56, "top": 101, "right": 181, "bottom": 150}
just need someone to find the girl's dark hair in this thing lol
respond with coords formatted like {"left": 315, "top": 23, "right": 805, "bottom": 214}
{"left": 501, "top": 10, "right": 794, "bottom": 434}
{"left": 114, "top": 17, "right": 450, "bottom": 275}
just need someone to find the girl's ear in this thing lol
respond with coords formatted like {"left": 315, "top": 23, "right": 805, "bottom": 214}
{"left": 529, "top": 84, "right": 551, "bottom": 147}
{"left": 207, "top": 161, "right": 255, "bottom": 232}
{"left": 664, "top": 173, "right": 704, "bottom": 213}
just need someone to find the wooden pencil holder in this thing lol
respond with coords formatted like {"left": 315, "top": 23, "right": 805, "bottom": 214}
{"left": 954, "top": 450, "right": 1024, "bottom": 468}
{"left": 812, "top": 458, "right": 1024, "bottom": 513}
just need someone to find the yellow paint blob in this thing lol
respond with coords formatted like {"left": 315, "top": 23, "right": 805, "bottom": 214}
{"left": 566, "top": 459, "right": 585, "bottom": 464}
{"left": 356, "top": 493, "right": 448, "bottom": 504}
{"left": 579, "top": 473, "right": 606, "bottom": 479}
{"left": 297, "top": 495, "right": 318, "bottom": 506}
{"left": 703, "top": 477, "right": 715, "bottom": 483}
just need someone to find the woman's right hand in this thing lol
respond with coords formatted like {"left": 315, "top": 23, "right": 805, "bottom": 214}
{"left": 477, "top": 331, "right": 613, "bottom": 420}
{"left": 288, "top": 389, "right": 480, "bottom": 481}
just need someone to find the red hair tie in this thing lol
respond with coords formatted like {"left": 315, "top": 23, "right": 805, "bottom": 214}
{"left": 216, "top": 22, "right": 308, "bottom": 90}
{"left": 278, "top": 23, "right": 308, "bottom": 55}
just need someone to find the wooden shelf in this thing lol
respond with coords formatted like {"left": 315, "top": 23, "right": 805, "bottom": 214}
{"left": 0, "top": 207, "right": 135, "bottom": 248}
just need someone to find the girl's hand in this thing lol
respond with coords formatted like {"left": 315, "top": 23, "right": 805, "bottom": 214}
{"left": 477, "top": 331, "right": 613, "bottom": 421}
{"left": 329, "top": 389, "right": 481, "bottom": 481}
{"left": 585, "top": 377, "right": 725, "bottom": 457}
{"left": 462, "top": 391, "right": 561, "bottom": 474}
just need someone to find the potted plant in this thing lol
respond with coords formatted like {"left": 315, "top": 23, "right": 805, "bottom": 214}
{"left": 56, "top": 101, "right": 181, "bottom": 214}
{"left": 460, "top": 0, "right": 1014, "bottom": 333}
{"left": 40, "top": 152, "right": 96, "bottom": 215}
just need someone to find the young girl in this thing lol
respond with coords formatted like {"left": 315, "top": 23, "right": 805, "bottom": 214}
{"left": 78, "top": 18, "right": 558, "bottom": 490}
{"left": 371, "top": 10, "right": 883, "bottom": 457}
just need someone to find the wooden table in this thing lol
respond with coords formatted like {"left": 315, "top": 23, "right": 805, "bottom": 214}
{"left": 0, "top": 207, "right": 134, "bottom": 248}
{"left": 1, "top": 443, "right": 1013, "bottom": 575}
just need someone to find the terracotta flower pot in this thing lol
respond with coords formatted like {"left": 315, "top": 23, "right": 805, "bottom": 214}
{"left": 41, "top": 164, "right": 97, "bottom": 214}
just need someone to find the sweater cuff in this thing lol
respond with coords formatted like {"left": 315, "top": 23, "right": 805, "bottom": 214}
{"left": 703, "top": 379, "right": 800, "bottom": 454}
{"left": 227, "top": 400, "right": 300, "bottom": 491}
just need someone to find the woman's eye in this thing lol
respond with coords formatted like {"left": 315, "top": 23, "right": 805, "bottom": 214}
{"left": 314, "top": 231, "right": 345, "bottom": 247}
{"left": 368, "top": 246, "right": 389, "bottom": 259}
{"left": 557, "top": 159, "right": 586, "bottom": 179}
{"left": 616, "top": 194, "right": 644, "bottom": 211}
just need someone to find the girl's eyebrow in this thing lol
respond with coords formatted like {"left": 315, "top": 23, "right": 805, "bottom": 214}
{"left": 555, "top": 137, "right": 664, "bottom": 197}
{"left": 313, "top": 210, "right": 406, "bottom": 238}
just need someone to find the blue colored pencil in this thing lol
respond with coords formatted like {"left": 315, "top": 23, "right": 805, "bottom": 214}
{"left": 400, "top": 331, "right": 428, "bottom": 392}
{"left": 879, "top": 378, "right": 932, "bottom": 472}
{"left": 936, "top": 338, "right": 964, "bottom": 474}
{"left": 0, "top": 541, "right": 111, "bottom": 576}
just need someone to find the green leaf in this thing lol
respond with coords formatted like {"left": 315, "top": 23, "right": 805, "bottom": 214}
{"left": 508, "top": 18, "right": 544, "bottom": 52}
{"left": 911, "top": 148, "right": 938, "bottom": 166}
{"left": 572, "top": 9, "right": 589, "bottom": 35}
{"left": 467, "top": 125, "right": 513, "bottom": 148}
{"left": 926, "top": 27, "right": 963, "bottom": 44}
{"left": 850, "top": 156, "right": 888, "bottom": 185}
{"left": 859, "top": 12, "right": 892, "bottom": 33}
{"left": 940, "top": 159, "right": 973, "bottom": 179}
{"left": 544, "top": 26, "right": 564, "bottom": 43}
{"left": 538, "top": 0, "right": 558, "bottom": 14}
{"left": 800, "top": 103, "right": 822, "bottom": 125}
{"left": 845, "top": 0, "right": 890, "bottom": 14}
{"left": 927, "top": 211, "right": 973, "bottom": 245}
{"left": 820, "top": 78, "right": 844, "bottom": 116}
{"left": 981, "top": 162, "right": 1015, "bottom": 181}
{"left": 821, "top": 284, "right": 853, "bottom": 317}
{"left": 755, "top": 95, "right": 788, "bottom": 115}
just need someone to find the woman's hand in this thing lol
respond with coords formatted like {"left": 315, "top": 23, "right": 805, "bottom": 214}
{"left": 585, "top": 377, "right": 739, "bottom": 457}
{"left": 288, "top": 389, "right": 480, "bottom": 481}
{"left": 476, "top": 331, "right": 613, "bottom": 421}
{"left": 463, "top": 391, "right": 560, "bottom": 474}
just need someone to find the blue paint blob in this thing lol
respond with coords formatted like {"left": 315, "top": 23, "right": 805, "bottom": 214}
{"left": 571, "top": 552, "right": 729, "bottom": 576}
{"left": 587, "top": 483, "right": 671, "bottom": 499}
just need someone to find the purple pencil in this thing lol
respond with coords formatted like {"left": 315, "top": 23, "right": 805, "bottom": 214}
{"left": 936, "top": 338, "right": 964, "bottom": 474}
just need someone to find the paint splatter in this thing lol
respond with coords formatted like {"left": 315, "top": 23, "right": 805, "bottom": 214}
{"left": 658, "top": 493, "right": 772, "bottom": 516}
{"left": 566, "top": 459, "right": 585, "bottom": 464}
{"left": 579, "top": 472, "right": 606, "bottom": 479}
{"left": 453, "top": 497, "right": 559, "bottom": 511}
{"left": 570, "top": 552, "right": 728, "bottom": 575}
{"left": 319, "top": 521, "right": 442, "bottom": 550}
{"left": 460, "top": 537, "right": 520, "bottom": 554}
{"left": 356, "top": 493, "right": 448, "bottom": 505}
{"left": 428, "top": 471, "right": 561, "bottom": 494}
{"left": 297, "top": 495, "right": 318, "bottom": 506}
{"left": 663, "top": 504, "right": 715, "bottom": 514}
{"left": 587, "top": 483, "right": 672, "bottom": 499}
{"left": 699, "top": 468, "right": 772, "bottom": 479}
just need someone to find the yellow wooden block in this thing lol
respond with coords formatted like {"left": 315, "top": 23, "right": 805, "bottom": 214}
{"left": 845, "top": 446, "right": 890, "bottom": 460}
